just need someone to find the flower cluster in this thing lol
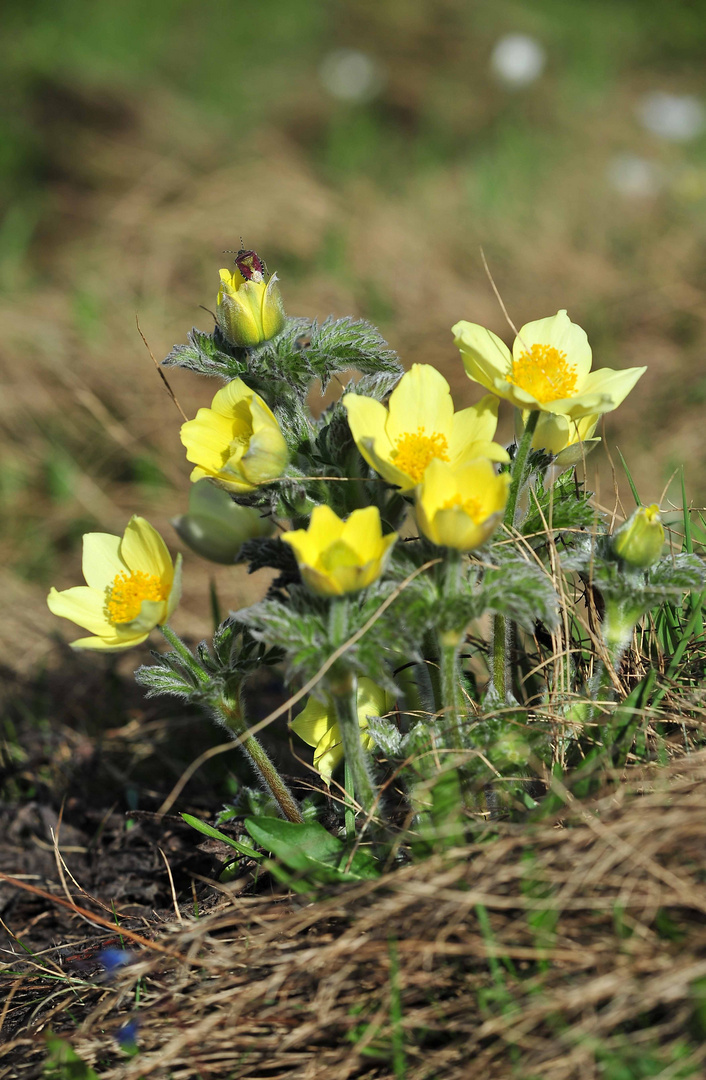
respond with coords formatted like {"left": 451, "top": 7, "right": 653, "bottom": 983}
{"left": 48, "top": 256, "right": 664, "bottom": 814}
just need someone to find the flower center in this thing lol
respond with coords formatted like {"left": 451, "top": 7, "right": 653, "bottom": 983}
{"left": 105, "top": 571, "right": 167, "bottom": 625}
{"left": 442, "top": 493, "right": 484, "bottom": 522}
{"left": 391, "top": 428, "right": 449, "bottom": 484}
{"left": 508, "top": 343, "right": 578, "bottom": 404}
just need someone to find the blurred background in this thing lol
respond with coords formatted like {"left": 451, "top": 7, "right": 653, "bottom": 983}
{"left": 3, "top": 0, "right": 706, "bottom": 672}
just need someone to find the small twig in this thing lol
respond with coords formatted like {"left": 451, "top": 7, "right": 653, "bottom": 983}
{"left": 136, "top": 314, "right": 189, "bottom": 422}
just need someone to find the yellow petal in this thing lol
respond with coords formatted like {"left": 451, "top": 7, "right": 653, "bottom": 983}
{"left": 69, "top": 632, "right": 150, "bottom": 652}
{"left": 291, "top": 697, "right": 332, "bottom": 748}
{"left": 513, "top": 310, "right": 593, "bottom": 385}
{"left": 312, "top": 724, "right": 345, "bottom": 784}
{"left": 47, "top": 585, "right": 114, "bottom": 636}
{"left": 81, "top": 533, "right": 126, "bottom": 591}
{"left": 180, "top": 409, "right": 236, "bottom": 472}
{"left": 120, "top": 516, "right": 173, "bottom": 584}
{"left": 239, "top": 398, "right": 289, "bottom": 484}
{"left": 385, "top": 365, "right": 454, "bottom": 444}
{"left": 343, "top": 394, "right": 395, "bottom": 470}
{"left": 453, "top": 320, "right": 513, "bottom": 389}
{"left": 259, "top": 274, "right": 286, "bottom": 340}
{"left": 340, "top": 505, "right": 384, "bottom": 561}
{"left": 572, "top": 366, "right": 647, "bottom": 416}
{"left": 210, "top": 378, "right": 254, "bottom": 417}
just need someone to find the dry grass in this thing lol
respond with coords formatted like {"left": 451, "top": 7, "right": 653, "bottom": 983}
{"left": 4, "top": 751, "right": 706, "bottom": 1079}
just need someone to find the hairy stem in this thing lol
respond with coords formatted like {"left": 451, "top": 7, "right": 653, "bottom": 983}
{"left": 330, "top": 677, "right": 379, "bottom": 819}
{"left": 216, "top": 692, "right": 303, "bottom": 824}
{"left": 491, "top": 410, "right": 540, "bottom": 700}
{"left": 438, "top": 548, "right": 465, "bottom": 748}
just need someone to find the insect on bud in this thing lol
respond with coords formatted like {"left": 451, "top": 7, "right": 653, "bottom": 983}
{"left": 216, "top": 244, "right": 286, "bottom": 349}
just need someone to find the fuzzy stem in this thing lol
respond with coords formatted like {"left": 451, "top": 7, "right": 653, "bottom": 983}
{"left": 491, "top": 410, "right": 540, "bottom": 700}
{"left": 330, "top": 677, "right": 379, "bottom": 819}
{"left": 159, "top": 624, "right": 209, "bottom": 684}
{"left": 216, "top": 692, "right": 303, "bottom": 824}
{"left": 438, "top": 548, "right": 465, "bottom": 748}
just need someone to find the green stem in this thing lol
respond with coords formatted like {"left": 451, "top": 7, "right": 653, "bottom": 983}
{"left": 438, "top": 549, "right": 465, "bottom": 748}
{"left": 491, "top": 410, "right": 541, "bottom": 700}
{"left": 216, "top": 692, "right": 303, "bottom": 824}
{"left": 344, "top": 760, "right": 355, "bottom": 840}
{"left": 330, "top": 677, "right": 379, "bottom": 819}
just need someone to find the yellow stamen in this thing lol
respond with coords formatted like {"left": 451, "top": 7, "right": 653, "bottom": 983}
{"left": 391, "top": 428, "right": 449, "bottom": 484}
{"left": 508, "top": 343, "right": 578, "bottom": 404}
{"left": 442, "top": 493, "right": 484, "bottom": 522}
{"left": 105, "top": 571, "right": 167, "bottom": 625}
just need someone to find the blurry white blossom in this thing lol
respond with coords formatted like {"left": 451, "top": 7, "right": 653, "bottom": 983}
{"left": 636, "top": 92, "right": 705, "bottom": 143}
{"left": 607, "top": 154, "right": 663, "bottom": 198}
{"left": 490, "top": 34, "right": 546, "bottom": 88}
{"left": 319, "top": 49, "right": 384, "bottom": 104}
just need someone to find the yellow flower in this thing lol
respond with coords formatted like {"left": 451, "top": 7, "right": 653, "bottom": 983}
{"left": 528, "top": 411, "right": 601, "bottom": 466}
{"left": 180, "top": 378, "right": 288, "bottom": 493}
{"left": 172, "top": 478, "right": 274, "bottom": 564}
{"left": 292, "top": 678, "right": 395, "bottom": 784}
{"left": 342, "top": 363, "right": 509, "bottom": 493}
{"left": 216, "top": 265, "right": 285, "bottom": 349}
{"left": 282, "top": 505, "right": 397, "bottom": 597}
{"left": 47, "top": 516, "right": 181, "bottom": 651}
{"left": 415, "top": 458, "right": 510, "bottom": 551}
{"left": 612, "top": 504, "right": 665, "bottom": 568}
{"left": 453, "top": 309, "right": 646, "bottom": 419}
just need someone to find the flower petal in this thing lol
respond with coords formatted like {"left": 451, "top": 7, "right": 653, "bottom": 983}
{"left": 343, "top": 394, "right": 394, "bottom": 469}
{"left": 180, "top": 409, "right": 235, "bottom": 472}
{"left": 513, "top": 310, "right": 593, "bottom": 385}
{"left": 69, "top": 632, "right": 150, "bottom": 652}
{"left": 291, "top": 697, "right": 332, "bottom": 748}
{"left": 385, "top": 365, "right": 454, "bottom": 444}
{"left": 340, "top": 505, "right": 384, "bottom": 561}
{"left": 572, "top": 366, "right": 647, "bottom": 415}
{"left": 81, "top": 533, "right": 126, "bottom": 591}
{"left": 47, "top": 585, "right": 114, "bottom": 635}
{"left": 120, "top": 516, "right": 173, "bottom": 583}
{"left": 453, "top": 320, "right": 513, "bottom": 390}
{"left": 165, "top": 553, "right": 183, "bottom": 620}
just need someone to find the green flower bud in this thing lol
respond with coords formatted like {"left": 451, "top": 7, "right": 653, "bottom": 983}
{"left": 216, "top": 249, "right": 285, "bottom": 348}
{"left": 611, "top": 504, "right": 665, "bottom": 569}
{"left": 172, "top": 479, "right": 274, "bottom": 564}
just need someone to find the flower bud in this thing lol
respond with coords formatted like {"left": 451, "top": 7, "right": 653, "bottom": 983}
{"left": 172, "top": 479, "right": 274, "bottom": 564}
{"left": 611, "top": 504, "right": 665, "bottom": 568}
{"left": 216, "top": 249, "right": 285, "bottom": 348}
{"left": 282, "top": 505, "right": 397, "bottom": 597}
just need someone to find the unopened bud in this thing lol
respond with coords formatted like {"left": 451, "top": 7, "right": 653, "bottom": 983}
{"left": 172, "top": 479, "right": 274, "bottom": 564}
{"left": 612, "top": 504, "right": 664, "bottom": 568}
{"left": 216, "top": 247, "right": 285, "bottom": 348}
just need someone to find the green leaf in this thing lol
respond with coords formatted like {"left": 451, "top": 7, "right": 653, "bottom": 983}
{"left": 244, "top": 816, "right": 379, "bottom": 882}
{"left": 44, "top": 1035, "right": 101, "bottom": 1080}
{"left": 181, "top": 813, "right": 263, "bottom": 860}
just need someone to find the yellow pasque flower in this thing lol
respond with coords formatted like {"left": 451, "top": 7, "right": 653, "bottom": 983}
{"left": 453, "top": 309, "right": 646, "bottom": 419}
{"left": 528, "top": 411, "right": 601, "bottom": 466}
{"left": 342, "top": 363, "right": 509, "bottom": 493}
{"left": 612, "top": 504, "right": 665, "bottom": 568}
{"left": 292, "top": 678, "right": 395, "bottom": 784}
{"left": 282, "top": 505, "right": 397, "bottom": 597}
{"left": 416, "top": 458, "right": 510, "bottom": 551}
{"left": 216, "top": 264, "right": 285, "bottom": 349}
{"left": 47, "top": 516, "right": 181, "bottom": 651}
{"left": 172, "top": 478, "right": 274, "bottom": 564}
{"left": 180, "top": 378, "right": 288, "bottom": 493}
